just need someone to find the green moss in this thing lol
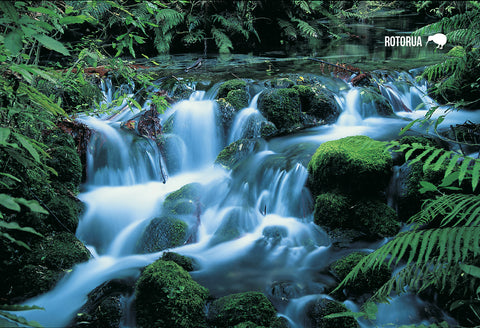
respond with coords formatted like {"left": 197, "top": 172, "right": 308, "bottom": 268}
{"left": 161, "top": 252, "right": 195, "bottom": 271}
{"left": 215, "top": 139, "right": 261, "bottom": 170}
{"left": 136, "top": 216, "right": 188, "bottom": 253}
{"left": 258, "top": 88, "right": 302, "bottom": 130}
{"left": 331, "top": 252, "right": 392, "bottom": 297}
{"left": 135, "top": 260, "right": 209, "bottom": 328}
{"left": 314, "top": 193, "right": 399, "bottom": 237}
{"left": 360, "top": 89, "right": 394, "bottom": 117}
{"left": 163, "top": 183, "right": 202, "bottom": 216}
{"left": 45, "top": 194, "right": 82, "bottom": 233}
{"left": 207, "top": 291, "right": 276, "bottom": 328}
{"left": 306, "top": 298, "right": 359, "bottom": 328}
{"left": 15, "top": 264, "right": 60, "bottom": 301}
{"left": 260, "top": 122, "right": 277, "bottom": 138}
{"left": 209, "top": 212, "right": 242, "bottom": 246}
{"left": 44, "top": 129, "right": 76, "bottom": 149}
{"left": 307, "top": 136, "right": 392, "bottom": 197}
{"left": 47, "top": 145, "right": 82, "bottom": 193}
{"left": 293, "top": 85, "right": 339, "bottom": 123}
{"left": 313, "top": 192, "right": 350, "bottom": 228}
{"left": 353, "top": 200, "right": 399, "bottom": 237}
{"left": 226, "top": 89, "right": 249, "bottom": 110}
{"left": 218, "top": 80, "right": 247, "bottom": 99}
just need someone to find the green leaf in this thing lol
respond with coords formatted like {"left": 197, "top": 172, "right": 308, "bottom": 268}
{"left": 459, "top": 263, "right": 480, "bottom": 279}
{"left": 0, "top": 304, "right": 43, "bottom": 312}
{"left": 0, "top": 128, "right": 11, "bottom": 144}
{"left": 33, "top": 34, "right": 70, "bottom": 56}
{"left": 0, "top": 173, "right": 21, "bottom": 183}
{"left": 0, "top": 310, "right": 43, "bottom": 328}
{"left": 0, "top": 194, "right": 21, "bottom": 212}
{"left": 59, "top": 15, "right": 87, "bottom": 25}
{"left": 14, "top": 198, "right": 48, "bottom": 215}
{"left": 419, "top": 180, "right": 438, "bottom": 194}
{"left": 0, "top": 231, "right": 31, "bottom": 250}
{"left": 0, "top": 220, "right": 43, "bottom": 237}
{"left": 472, "top": 161, "right": 480, "bottom": 191}
{"left": 13, "top": 133, "right": 40, "bottom": 163}
{"left": 27, "top": 6, "right": 59, "bottom": 18}
{"left": 4, "top": 30, "right": 23, "bottom": 55}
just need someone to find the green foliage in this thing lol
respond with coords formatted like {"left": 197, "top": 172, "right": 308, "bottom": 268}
{"left": 334, "top": 140, "right": 480, "bottom": 326}
{"left": 413, "top": 2, "right": 480, "bottom": 105}
{"left": 0, "top": 304, "right": 43, "bottom": 328}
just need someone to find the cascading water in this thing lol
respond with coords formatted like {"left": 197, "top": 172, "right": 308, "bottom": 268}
{"left": 228, "top": 93, "right": 266, "bottom": 143}
{"left": 19, "top": 70, "right": 476, "bottom": 328}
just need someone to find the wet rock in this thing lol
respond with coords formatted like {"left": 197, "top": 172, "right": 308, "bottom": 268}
{"left": 136, "top": 216, "right": 188, "bottom": 253}
{"left": 258, "top": 88, "right": 302, "bottom": 130}
{"left": 293, "top": 85, "right": 339, "bottom": 123}
{"left": 215, "top": 138, "right": 261, "bottom": 170}
{"left": 330, "top": 252, "right": 391, "bottom": 300}
{"left": 260, "top": 121, "right": 278, "bottom": 138}
{"left": 163, "top": 183, "right": 202, "bottom": 216}
{"left": 156, "top": 133, "right": 183, "bottom": 175}
{"left": 47, "top": 145, "right": 82, "bottom": 193}
{"left": 262, "top": 226, "right": 288, "bottom": 241}
{"left": 135, "top": 260, "right": 209, "bottom": 328}
{"left": 359, "top": 88, "right": 395, "bottom": 117}
{"left": 263, "top": 78, "right": 295, "bottom": 89}
{"left": 226, "top": 89, "right": 249, "bottom": 110}
{"left": 161, "top": 252, "right": 196, "bottom": 272}
{"left": 314, "top": 193, "right": 399, "bottom": 238}
{"left": 307, "top": 135, "right": 393, "bottom": 198}
{"left": 209, "top": 212, "right": 242, "bottom": 247}
{"left": 306, "top": 298, "right": 359, "bottom": 328}
{"left": 9, "top": 232, "right": 90, "bottom": 302}
{"left": 45, "top": 193, "right": 83, "bottom": 233}
{"left": 70, "top": 279, "right": 135, "bottom": 328}
{"left": 217, "top": 79, "right": 247, "bottom": 99}
{"left": 216, "top": 98, "right": 237, "bottom": 135}
{"left": 207, "top": 291, "right": 277, "bottom": 328}
{"left": 269, "top": 281, "right": 307, "bottom": 306}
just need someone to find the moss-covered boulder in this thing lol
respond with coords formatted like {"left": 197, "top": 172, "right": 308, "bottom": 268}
{"left": 135, "top": 260, "right": 209, "bottom": 328}
{"left": 226, "top": 89, "right": 249, "bottom": 110}
{"left": 216, "top": 98, "right": 237, "bottom": 136}
{"left": 360, "top": 89, "right": 395, "bottom": 117}
{"left": 215, "top": 139, "right": 261, "bottom": 170}
{"left": 47, "top": 145, "right": 82, "bottom": 193}
{"left": 293, "top": 85, "right": 339, "bottom": 123}
{"left": 161, "top": 252, "right": 196, "bottom": 272}
{"left": 136, "top": 216, "right": 188, "bottom": 253}
{"left": 331, "top": 252, "right": 392, "bottom": 298}
{"left": 258, "top": 88, "right": 302, "bottom": 130}
{"left": 207, "top": 291, "right": 277, "bottom": 328}
{"left": 209, "top": 213, "right": 242, "bottom": 247}
{"left": 314, "top": 193, "right": 399, "bottom": 238}
{"left": 45, "top": 193, "right": 83, "bottom": 233}
{"left": 163, "top": 183, "right": 202, "bottom": 216}
{"left": 218, "top": 80, "right": 247, "bottom": 99}
{"left": 263, "top": 78, "right": 295, "bottom": 89}
{"left": 260, "top": 121, "right": 278, "bottom": 138}
{"left": 10, "top": 232, "right": 90, "bottom": 301}
{"left": 306, "top": 298, "right": 359, "bottom": 328}
{"left": 308, "top": 136, "right": 393, "bottom": 197}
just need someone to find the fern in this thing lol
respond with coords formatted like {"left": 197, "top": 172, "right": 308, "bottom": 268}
{"left": 291, "top": 17, "right": 319, "bottom": 39}
{"left": 211, "top": 27, "right": 233, "bottom": 54}
{"left": 156, "top": 8, "right": 184, "bottom": 33}
{"left": 278, "top": 18, "right": 297, "bottom": 40}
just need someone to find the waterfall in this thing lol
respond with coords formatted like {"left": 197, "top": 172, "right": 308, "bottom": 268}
{"left": 228, "top": 93, "right": 266, "bottom": 143}
{"left": 18, "top": 71, "right": 474, "bottom": 328}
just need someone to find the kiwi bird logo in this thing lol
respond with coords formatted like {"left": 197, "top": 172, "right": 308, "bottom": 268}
{"left": 426, "top": 33, "right": 447, "bottom": 49}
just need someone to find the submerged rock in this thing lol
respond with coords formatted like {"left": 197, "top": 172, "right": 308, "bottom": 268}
{"left": 308, "top": 135, "right": 393, "bottom": 198}
{"left": 135, "top": 260, "right": 209, "bottom": 328}
{"left": 163, "top": 183, "right": 202, "bottom": 216}
{"left": 207, "top": 291, "right": 277, "bottom": 328}
{"left": 136, "top": 216, "right": 188, "bottom": 253}
{"left": 330, "top": 252, "right": 392, "bottom": 300}
{"left": 306, "top": 298, "right": 359, "bottom": 328}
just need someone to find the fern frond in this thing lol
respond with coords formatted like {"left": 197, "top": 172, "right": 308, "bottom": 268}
{"left": 447, "top": 29, "right": 480, "bottom": 47}
{"left": 278, "top": 19, "right": 297, "bottom": 40}
{"left": 291, "top": 18, "right": 319, "bottom": 38}
{"left": 410, "top": 194, "right": 480, "bottom": 228}
{"left": 182, "top": 30, "right": 204, "bottom": 45}
{"left": 156, "top": 8, "right": 184, "bottom": 33}
{"left": 335, "top": 227, "right": 480, "bottom": 294}
{"left": 211, "top": 27, "right": 233, "bottom": 54}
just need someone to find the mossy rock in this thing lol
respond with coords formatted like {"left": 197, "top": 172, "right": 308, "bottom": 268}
{"left": 136, "top": 216, "right": 188, "bottom": 253}
{"left": 263, "top": 78, "right": 295, "bottom": 89}
{"left": 293, "top": 85, "right": 339, "bottom": 123}
{"left": 14, "top": 264, "right": 60, "bottom": 301}
{"left": 45, "top": 194, "right": 82, "bottom": 233}
{"left": 44, "top": 129, "right": 76, "bottom": 149}
{"left": 27, "top": 232, "right": 90, "bottom": 270}
{"left": 260, "top": 121, "right": 278, "bottom": 138}
{"left": 135, "top": 260, "right": 209, "bottom": 328}
{"left": 306, "top": 298, "right": 359, "bottom": 328}
{"left": 218, "top": 80, "right": 247, "bottom": 99}
{"left": 47, "top": 145, "right": 82, "bottom": 193}
{"left": 216, "top": 98, "right": 237, "bottom": 135}
{"left": 215, "top": 139, "right": 261, "bottom": 170}
{"left": 163, "top": 183, "right": 202, "bottom": 216}
{"left": 161, "top": 252, "right": 195, "bottom": 271}
{"left": 258, "top": 88, "right": 302, "bottom": 130}
{"left": 314, "top": 193, "right": 399, "bottom": 238}
{"left": 207, "top": 291, "right": 277, "bottom": 328}
{"left": 209, "top": 212, "right": 242, "bottom": 247}
{"left": 307, "top": 136, "right": 392, "bottom": 197}
{"left": 360, "top": 89, "right": 395, "bottom": 117}
{"left": 226, "top": 89, "right": 249, "bottom": 110}
{"left": 331, "top": 252, "right": 392, "bottom": 298}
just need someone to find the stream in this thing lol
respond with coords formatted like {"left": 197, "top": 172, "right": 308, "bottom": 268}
{"left": 20, "top": 69, "right": 480, "bottom": 327}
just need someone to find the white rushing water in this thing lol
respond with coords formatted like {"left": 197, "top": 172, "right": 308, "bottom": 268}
{"left": 19, "top": 71, "right": 476, "bottom": 327}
